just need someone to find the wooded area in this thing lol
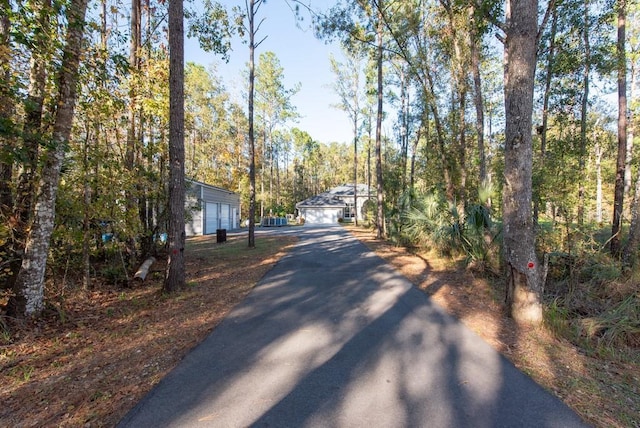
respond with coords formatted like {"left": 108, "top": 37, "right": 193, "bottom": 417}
{"left": 0, "top": 0, "right": 638, "bottom": 350}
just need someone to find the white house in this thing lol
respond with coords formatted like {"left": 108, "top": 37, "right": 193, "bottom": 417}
{"left": 185, "top": 179, "right": 240, "bottom": 236}
{"left": 296, "top": 184, "right": 374, "bottom": 225}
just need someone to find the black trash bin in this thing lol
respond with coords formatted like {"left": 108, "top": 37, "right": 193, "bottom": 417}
{"left": 216, "top": 228, "right": 227, "bottom": 243}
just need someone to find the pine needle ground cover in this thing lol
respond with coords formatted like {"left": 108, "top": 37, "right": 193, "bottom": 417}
{"left": 0, "top": 234, "right": 296, "bottom": 427}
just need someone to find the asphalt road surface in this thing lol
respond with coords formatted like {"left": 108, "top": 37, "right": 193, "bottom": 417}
{"left": 118, "top": 225, "right": 588, "bottom": 428}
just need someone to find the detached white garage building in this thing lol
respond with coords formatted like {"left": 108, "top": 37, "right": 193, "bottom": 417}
{"left": 296, "top": 184, "right": 374, "bottom": 225}
{"left": 185, "top": 179, "right": 240, "bottom": 236}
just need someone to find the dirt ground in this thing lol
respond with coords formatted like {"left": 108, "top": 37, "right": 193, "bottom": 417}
{"left": 1, "top": 226, "right": 639, "bottom": 427}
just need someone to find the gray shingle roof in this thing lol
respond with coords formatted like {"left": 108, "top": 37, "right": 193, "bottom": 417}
{"left": 295, "top": 193, "right": 346, "bottom": 208}
{"left": 296, "top": 184, "right": 375, "bottom": 208}
{"left": 329, "top": 183, "right": 371, "bottom": 197}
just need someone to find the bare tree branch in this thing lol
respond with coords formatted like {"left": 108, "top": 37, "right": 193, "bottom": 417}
{"left": 536, "top": 0, "right": 557, "bottom": 48}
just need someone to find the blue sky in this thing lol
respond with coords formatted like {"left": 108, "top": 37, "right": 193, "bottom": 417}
{"left": 185, "top": 0, "right": 353, "bottom": 144}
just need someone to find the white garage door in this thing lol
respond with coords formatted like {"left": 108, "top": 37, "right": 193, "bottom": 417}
{"left": 205, "top": 202, "right": 218, "bottom": 234}
{"left": 220, "top": 204, "right": 230, "bottom": 229}
{"left": 303, "top": 208, "right": 340, "bottom": 224}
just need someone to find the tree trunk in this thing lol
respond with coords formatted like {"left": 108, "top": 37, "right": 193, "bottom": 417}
{"left": 596, "top": 137, "right": 603, "bottom": 223}
{"left": 458, "top": 87, "right": 467, "bottom": 202}
{"left": 502, "top": 0, "right": 543, "bottom": 325}
{"left": 440, "top": 0, "right": 469, "bottom": 204}
{"left": 422, "top": 69, "right": 454, "bottom": 200}
{"left": 540, "top": 10, "right": 556, "bottom": 160}
{"left": 16, "top": 0, "right": 51, "bottom": 229}
{"left": 247, "top": 0, "right": 259, "bottom": 248}
{"left": 611, "top": 0, "right": 627, "bottom": 257}
{"left": 260, "top": 132, "right": 264, "bottom": 220}
{"left": 577, "top": 0, "right": 591, "bottom": 226}
{"left": 399, "top": 67, "right": 408, "bottom": 190}
{"left": 625, "top": 61, "right": 636, "bottom": 200}
{"left": 534, "top": 9, "right": 557, "bottom": 223}
{"left": 375, "top": 3, "right": 385, "bottom": 239}
{"left": 8, "top": 0, "right": 89, "bottom": 317}
{"left": 0, "top": 3, "right": 14, "bottom": 292}
{"left": 82, "top": 126, "right": 92, "bottom": 290}
{"left": 269, "top": 133, "right": 274, "bottom": 209}
{"left": 470, "top": 7, "right": 486, "bottom": 186}
{"left": 623, "top": 159, "right": 640, "bottom": 265}
{"left": 100, "top": 0, "right": 107, "bottom": 49}
{"left": 8, "top": 0, "right": 52, "bottom": 290}
{"left": 164, "top": 0, "right": 186, "bottom": 292}
{"left": 125, "top": 0, "right": 141, "bottom": 263}
{"left": 409, "top": 126, "right": 422, "bottom": 197}
{"left": 126, "top": 0, "right": 141, "bottom": 171}
{"left": 0, "top": 1, "right": 14, "bottom": 217}
{"left": 353, "top": 112, "right": 358, "bottom": 226}
{"left": 622, "top": 63, "right": 637, "bottom": 263}
{"left": 276, "top": 144, "right": 281, "bottom": 207}
{"left": 367, "top": 136, "right": 372, "bottom": 203}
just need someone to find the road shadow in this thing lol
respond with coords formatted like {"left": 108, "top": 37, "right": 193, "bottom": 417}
{"left": 118, "top": 226, "right": 586, "bottom": 427}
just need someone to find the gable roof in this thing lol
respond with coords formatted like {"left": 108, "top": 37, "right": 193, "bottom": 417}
{"left": 328, "top": 183, "right": 372, "bottom": 197}
{"left": 296, "top": 193, "right": 346, "bottom": 208}
{"left": 295, "top": 184, "right": 375, "bottom": 209}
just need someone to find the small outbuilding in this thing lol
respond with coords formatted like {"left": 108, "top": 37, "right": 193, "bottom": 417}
{"left": 185, "top": 179, "right": 240, "bottom": 236}
{"left": 296, "top": 184, "right": 374, "bottom": 225}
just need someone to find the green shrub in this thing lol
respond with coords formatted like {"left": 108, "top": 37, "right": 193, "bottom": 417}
{"left": 100, "top": 265, "right": 128, "bottom": 286}
{"left": 596, "top": 295, "right": 640, "bottom": 348}
{"left": 578, "top": 254, "right": 621, "bottom": 285}
{"left": 362, "top": 199, "right": 376, "bottom": 225}
{"left": 404, "top": 190, "right": 500, "bottom": 274}
{"left": 545, "top": 298, "right": 572, "bottom": 338}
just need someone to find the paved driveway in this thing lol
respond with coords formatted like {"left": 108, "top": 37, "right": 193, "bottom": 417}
{"left": 119, "top": 225, "right": 587, "bottom": 427}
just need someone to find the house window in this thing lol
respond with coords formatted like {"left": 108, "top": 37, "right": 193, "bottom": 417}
{"left": 344, "top": 203, "right": 355, "bottom": 219}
